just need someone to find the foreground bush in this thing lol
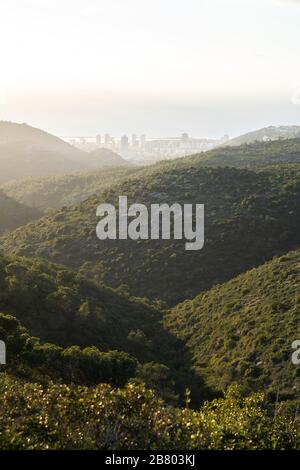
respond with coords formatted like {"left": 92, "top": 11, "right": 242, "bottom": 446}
{"left": 0, "top": 375, "right": 299, "bottom": 450}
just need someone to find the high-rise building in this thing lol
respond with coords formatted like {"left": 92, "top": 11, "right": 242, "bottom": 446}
{"left": 104, "top": 133, "right": 110, "bottom": 146}
{"left": 132, "top": 134, "right": 138, "bottom": 147}
{"left": 121, "top": 135, "right": 129, "bottom": 151}
{"left": 181, "top": 132, "right": 189, "bottom": 142}
{"left": 140, "top": 134, "right": 146, "bottom": 148}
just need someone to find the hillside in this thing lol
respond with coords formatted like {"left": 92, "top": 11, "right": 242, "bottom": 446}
{"left": 2, "top": 138, "right": 299, "bottom": 214}
{"left": 165, "top": 249, "right": 300, "bottom": 400}
{"left": 0, "top": 121, "right": 85, "bottom": 156}
{"left": 1, "top": 166, "right": 141, "bottom": 212}
{"left": 0, "top": 253, "right": 205, "bottom": 400}
{"left": 1, "top": 163, "right": 299, "bottom": 305}
{"left": 226, "top": 125, "right": 300, "bottom": 147}
{"left": 0, "top": 122, "right": 130, "bottom": 183}
{"left": 0, "top": 253, "right": 168, "bottom": 360}
{"left": 0, "top": 190, "right": 42, "bottom": 235}
{"left": 190, "top": 138, "right": 300, "bottom": 169}
{"left": 88, "top": 148, "right": 129, "bottom": 167}
{"left": 0, "top": 312, "right": 137, "bottom": 387}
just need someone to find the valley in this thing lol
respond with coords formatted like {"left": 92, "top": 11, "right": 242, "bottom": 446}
{"left": 0, "top": 122, "right": 300, "bottom": 449}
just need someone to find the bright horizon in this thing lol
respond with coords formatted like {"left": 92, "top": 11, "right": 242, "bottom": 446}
{"left": 1, "top": 0, "right": 300, "bottom": 137}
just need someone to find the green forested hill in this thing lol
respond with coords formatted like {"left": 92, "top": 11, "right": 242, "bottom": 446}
{"left": 165, "top": 249, "right": 300, "bottom": 400}
{"left": 0, "top": 251, "right": 300, "bottom": 448}
{"left": 1, "top": 166, "right": 141, "bottom": 212}
{"left": 2, "top": 137, "right": 300, "bottom": 214}
{"left": 0, "top": 253, "right": 205, "bottom": 400}
{"left": 0, "top": 312, "right": 137, "bottom": 387}
{"left": 0, "top": 145, "right": 300, "bottom": 449}
{"left": 186, "top": 138, "right": 300, "bottom": 168}
{"left": 0, "top": 254, "right": 169, "bottom": 361}
{"left": 2, "top": 164, "right": 299, "bottom": 305}
{"left": 0, "top": 190, "right": 42, "bottom": 235}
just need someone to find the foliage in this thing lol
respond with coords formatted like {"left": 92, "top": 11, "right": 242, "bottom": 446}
{"left": 0, "top": 254, "right": 206, "bottom": 402}
{"left": 193, "top": 137, "right": 300, "bottom": 168}
{"left": 2, "top": 163, "right": 299, "bottom": 305}
{"left": 0, "top": 189, "right": 41, "bottom": 235}
{"left": 165, "top": 249, "right": 300, "bottom": 399}
{"left": 1, "top": 135, "right": 300, "bottom": 449}
{"left": 1, "top": 166, "right": 138, "bottom": 212}
{"left": 2, "top": 137, "right": 300, "bottom": 214}
{"left": 0, "top": 312, "right": 137, "bottom": 387}
{"left": 0, "top": 377, "right": 298, "bottom": 450}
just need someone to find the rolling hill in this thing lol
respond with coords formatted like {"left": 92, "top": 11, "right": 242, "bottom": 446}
{"left": 1, "top": 166, "right": 141, "bottom": 212}
{"left": 190, "top": 138, "right": 300, "bottom": 169}
{"left": 0, "top": 312, "right": 137, "bottom": 387}
{"left": 1, "top": 251, "right": 300, "bottom": 448}
{"left": 0, "top": 122, "right": 128, "bottom": 183}
{"left": 0, "top": 134, "right": 300, "bottom": 448}
{"left": 226, "top": 125, "right": 300, "bottom": 147}
{"left": 0, "top": 253, "right": 205, "bottom": 400}
{"left": 2, "top": 138, "right": 299, "bottom": 215}
{"left": 165, "top": 249, "right": 300, "bottom": 400}
{"left": 1, "top": 162, "right": 299, "bottom": 305}
{"left": 0, "top": 253, "right": 168, "bottom": 360}
{"left": 88, "top": 148, "right": 129, "bottom": 167}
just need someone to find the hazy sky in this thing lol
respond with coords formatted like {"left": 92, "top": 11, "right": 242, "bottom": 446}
{"left": 0, "top": 0, "right": 300, "bottom": 137}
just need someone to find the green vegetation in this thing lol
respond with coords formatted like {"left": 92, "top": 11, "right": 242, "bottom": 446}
{"left": 0, "top": 189, "right": 42, "bottom": 235}
{"left": 165, "top": 249, "right": 300, "bottom": 400}
{"left": 1, "top": 166, "right": 141, "bottom": 212}
{"left": 0, "top": 312, "right": 136, "bottom": 387}
{"left": 2, "top": 136, "right": 299, "bottom": 222}
{"left": 0, "top": 253, "right": 207, "bottom": 402}
{"left": 0, "top": 377, "right": 299, "bottom": 450}
{"left": 0, "top": 253, "right": 169, "bottom": 360}
{"left": 190, "top": 138, "right": 300, "bottom": 168}
{"left": 1, "top": 131, "right": 300, "bottom": 449}
{"left": 2, "top": 164, "right": 299, "bottom": 305}
{"left": 3, "top": 137, "right": 300, "bottom": 215}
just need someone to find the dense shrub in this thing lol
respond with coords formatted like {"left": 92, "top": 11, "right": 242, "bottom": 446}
{"left": 166, "top": 249, "right": 300, "bottom": 398}
{"left": 0, "top": 312, "right": 137, "bottom": 387}
{"left": 0, "top": 377, "right": 299, "bottom": 450}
